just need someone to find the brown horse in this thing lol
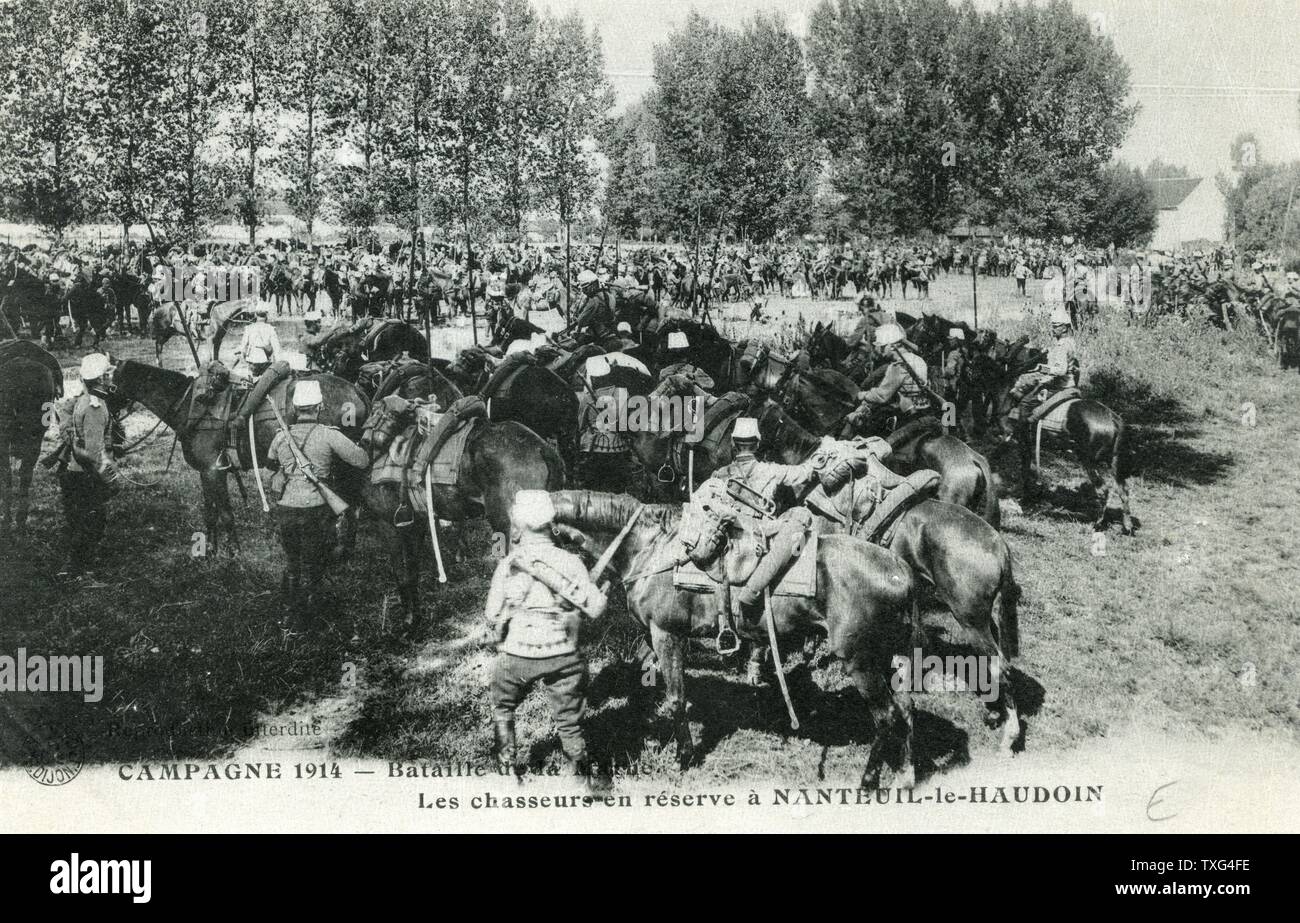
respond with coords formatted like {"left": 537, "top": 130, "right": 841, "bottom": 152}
{"left": 110, "top": 359, "right": 369, "bottom": 555}
{"left": 994, "top": 385, "right": 1132, "bottom": 534}
{"left": 741, "top": 345, "right": 860, "bottom": 435}
{"left": 549, "top": 490, "right": 919, "bottom": 789}
{"left": 359, "top": 363, "right": 566, "bottom": 626}
{"left": 744, "top": 400, "right": 1022, "bottom": 752}
{"left": 0, "top": 342, "right": 61, "bottom": 539}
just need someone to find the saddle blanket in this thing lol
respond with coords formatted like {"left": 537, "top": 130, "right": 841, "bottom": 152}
{"left": 1029, "top": 387, "right": 1081, "bottom": 435}
{"left": 672, "top": 532, "right": 818, "bottom": 599}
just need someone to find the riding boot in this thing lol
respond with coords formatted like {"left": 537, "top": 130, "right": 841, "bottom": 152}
{"left": 494, "top": 720, "right": 519, "bottom": 777}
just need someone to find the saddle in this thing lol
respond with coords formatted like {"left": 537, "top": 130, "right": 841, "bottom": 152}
{"left": 672, "top": 498, "right": 818, "bottom": 600}
{"left": 1018, "top": 386, "right": 1081, "bottom": 434}
{"left": 370, "top": 394, "right": 485, "bottom": 493}
{"left": 657, "top": 390, "right": 749, "bottom": 485}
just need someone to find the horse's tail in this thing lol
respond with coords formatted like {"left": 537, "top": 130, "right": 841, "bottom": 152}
{"left": 994, "top": 543, "right": 1021, "bottom": 660}
{"left": 970, "top": 447, "right": 1001, "bottom": 529}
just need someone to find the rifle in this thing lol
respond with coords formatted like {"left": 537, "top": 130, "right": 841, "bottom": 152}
{"left": 264, "top": 397, "right": 350, "bottom": 516}
{"left": 508, "top": 555, "right": 603, "bottom": 620}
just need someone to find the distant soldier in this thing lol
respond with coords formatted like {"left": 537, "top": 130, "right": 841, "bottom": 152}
{"left": 486, "top": 490, "right": 609, "bottom": 782}
{"left": 266, "top": 380, "right": 368, "bottom": 629}
{"left": 999, "top": 305, "right": 1078, "bottom": 437}
{"left": 57, "top": 354, "right": 118, "bottom": 578}
{"left": 238, "top": 304, "right": 281, "bottom": 363}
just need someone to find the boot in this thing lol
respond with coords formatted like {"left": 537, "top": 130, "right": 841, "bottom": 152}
{"left": 564, "top": 744, "right": 611, "bottom": 792}
{"left": 494, "top": 720, "right": 518, "bottom": 777}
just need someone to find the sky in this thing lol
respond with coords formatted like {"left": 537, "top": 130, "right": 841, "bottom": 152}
{"left": 535, "top": 0, "right": 1300, "bottom": 180}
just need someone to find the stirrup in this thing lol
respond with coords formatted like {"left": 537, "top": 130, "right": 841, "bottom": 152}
{"left": 716, "top": 625, "right": 740, "bottom": 656}
{"left": 392, "top": 503, "right": 415, "bottom": 529}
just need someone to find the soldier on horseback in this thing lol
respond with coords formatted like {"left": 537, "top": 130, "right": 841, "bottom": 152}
{"left": 998, "top": 306, "right": 1078, "bottom": 438}
{"left": 571, "top": 269, "right": 615, "bottom": 344}
{"left": 687, "top": 417, "right": 821, "bottom": 654}
{"left": 486, "top": 490, "right": 609, "bottom": 783}
{"left": 846, "top": 323, "right": 934, "bottom": 427}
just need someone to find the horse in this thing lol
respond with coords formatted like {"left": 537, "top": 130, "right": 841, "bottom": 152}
{"left": 549, "top": 490, "right": 920, "bottom": 789}
{"left": 310, "top": 320, "right": 429, "bottom": 381}
{"left": 746, "top": 401, "right": 1022, "bottom": 752}
{"left": 652, "top": 318, "right": 737, "bottom": 389}
{"left": 435, "top": 347, "right": 579, "bottom": 468}
{"left": 110, "top": 358, "right": 369, "bottom": 556}
{"left": 741, "top": 345, "right": 860, "bottom": 435}
{"left": 994, "top": 381, "right": 1133, "bottom": 534}
{"left": 67, "top": 271, "right": 113, "bottom": 349}
{"left": 3, "top": 259, "right": 66, "bottom": 345}
{"left": 364, "top": 419, "right": 565, "bottom": 628}
{"left": 0, "top": 340, "right": 61, "bottom": 540}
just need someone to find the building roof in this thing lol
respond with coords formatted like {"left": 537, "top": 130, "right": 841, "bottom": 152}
{"left": 1150, "top": 177, "right": 1203, "bottom": 211}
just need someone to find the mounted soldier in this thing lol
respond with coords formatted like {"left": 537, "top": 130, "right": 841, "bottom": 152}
{"left": 486, "top": 489, "right": 609, "bottom": 783}
{"left": 570, "top": 269, "right": 616, "bottom": 344}
{"left": 846, "top": 323, "right": 935, "bottom": 429}
{"left": 56, "top": 353, "right": 119, "bottom": 579}
{"left": 999, "top": 305, "right": 1079, "bottom": 438}
{"left": 684, "top": 416, "right": 820, "bottom": 654}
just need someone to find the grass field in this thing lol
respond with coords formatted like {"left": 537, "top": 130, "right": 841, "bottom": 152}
{"left": 2, "top": 272, "right": 1298, "bottom": 793}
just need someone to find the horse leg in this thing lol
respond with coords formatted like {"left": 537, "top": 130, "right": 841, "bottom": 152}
{"left": 848, "top": 658, "right": 914, "bottom": 790}
{"left": 0, "top": 446, "right": 11, "bottom": 540}
{"left": 649, "top": 621, "right": 694, "bottom": 768}
{"left": 397, "top": 522, "right": 422, "bottom": 630}
{"left": 1082, "top": 461, "right": 1110, "bottom": 531}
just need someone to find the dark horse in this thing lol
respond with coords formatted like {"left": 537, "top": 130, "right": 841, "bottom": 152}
{"left": 306, "top": 320, "right": 429, "bottom": 381}
{"left": 0, "top": 340, "right": 61, "bottom": 539}
{"left": 549, "top": 490, "right": 920, "bottom": 789}
{"left": 110, "top": 359, "right": 369, "bottom": 555}
{"left": 362, "top": 419, "right": 565, "bottom": 626}
{"left": 3, "top": 259, "right": 66, "bottom": 345}
{"left": 993, "top": 373, "right": 1132, "bottom": 534}
{"left": 433, "top": 347, "right": 579, "bottom": 468}
{"left": 749, "top": 400, "right": 1022, "bottom": 753}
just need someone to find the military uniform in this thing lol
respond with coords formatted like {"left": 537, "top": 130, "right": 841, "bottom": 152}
{"left": 486, "top": 492, "right": 608, "bottom": 777}
{"left": 1008, "top": 333, "right": 1078, "bottom": 413}
{"left": 853, "top": 347, "right": 933, "bottom": 418}
{"left": 58, "top": 388, "right": 115, "bottom": 576}
{"left": 267, "top": 407, "right": 368, "bottom": 624}
{"left": 572, "top": 288, "right": 616, "bottom": 343}
{"left": 238, "top": 316, "right": 281, "bottom": 362}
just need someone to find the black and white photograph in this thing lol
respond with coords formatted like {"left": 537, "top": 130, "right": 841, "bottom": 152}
{"left": 0, "top": 0, "right": 1295, "bottom": 848}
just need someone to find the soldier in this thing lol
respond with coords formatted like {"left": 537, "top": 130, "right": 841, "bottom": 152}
{"left": 999, "top": 305, "right": 1078, "bottom": 437}
{"left": 691, "top": 417, "right": 821, "bottom": 652}
{"left": 570, "top": 269, "right": 616, "bottom": 343}
{"left": 265, "top": 379, "right": 368, "bottom": 629}
{"left": 238, "top": 304, "right": 281, "bottom": 363}
{"left": 57, "top": 354, "right": 118, "bottom": 579}
{"left": 658, "top": 331, "right": 715, "bottom": 394}
{"left": 846, "top": 323, "right": 934, "bottom": 428}
{"left": 941, "top": 327, "right": 968, "bottom": 431}
{"left": 486, "top": 490, "right": 609, "bottom": 781}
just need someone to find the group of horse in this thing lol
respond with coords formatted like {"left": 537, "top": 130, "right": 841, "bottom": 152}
{"left": 0, "top": 289, "right": 1135, "bottom": 788}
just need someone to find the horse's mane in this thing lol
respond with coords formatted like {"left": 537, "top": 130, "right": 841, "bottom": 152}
{"left": 550, "top": 490, "right": 680, "bottom": 533}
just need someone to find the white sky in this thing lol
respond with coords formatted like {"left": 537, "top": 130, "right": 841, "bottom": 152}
{"left": 536, "top": 0, "right": 1300, "bottom": 179}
